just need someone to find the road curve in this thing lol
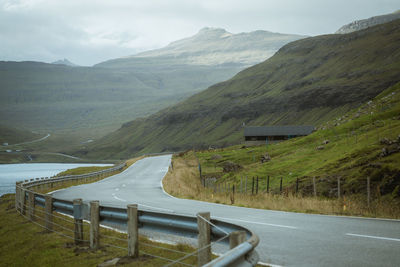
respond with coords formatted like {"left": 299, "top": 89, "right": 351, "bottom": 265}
{"left": 52, "top": 155, "right": 400, "bottom": 267}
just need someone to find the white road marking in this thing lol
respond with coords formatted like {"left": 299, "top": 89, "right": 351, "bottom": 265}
{"left": 213, "top": 216, "right": 298, "bottom": 229}
{"left": 111, "top": 193, "right": 126, "bottom": 202}
{"left": 258, "top": 263, "right": 283, "bottom": 267}
{"left": 346, "top": 233, "right": 400, "bottom": 242}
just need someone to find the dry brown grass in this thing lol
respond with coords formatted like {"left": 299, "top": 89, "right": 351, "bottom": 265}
{"left": 163, "top": 152, "right": 400, "bottom": 219}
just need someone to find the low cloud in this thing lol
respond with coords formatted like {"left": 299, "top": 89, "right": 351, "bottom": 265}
{"left": 0, "top": 0, "right": 399, "bottom": 65}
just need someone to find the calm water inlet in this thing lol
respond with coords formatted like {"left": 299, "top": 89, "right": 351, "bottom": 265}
{"left": 0, "top": 163, "right": 112, "bottom": 196}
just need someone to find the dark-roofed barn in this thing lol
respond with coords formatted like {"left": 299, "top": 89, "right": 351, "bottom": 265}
{"left": 244, "top": 125, "right": 315, "bottom": 145}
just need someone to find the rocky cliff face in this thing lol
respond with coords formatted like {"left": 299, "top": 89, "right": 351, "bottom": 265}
{"left": 336, "top": 10, "right": 400, "bottom": 34}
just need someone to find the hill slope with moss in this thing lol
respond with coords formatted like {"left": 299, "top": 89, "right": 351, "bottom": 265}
{"left": 79, "top": 19, "right": 400, "bottom": 160}
{"left": 196, "top": 81, "right": 400, "bottom": 200}
{"left": 0, "top": 125, "right": 41, "bottom": 146}
{"left": 163, "top": 82, "right": 400, "bottom": 218}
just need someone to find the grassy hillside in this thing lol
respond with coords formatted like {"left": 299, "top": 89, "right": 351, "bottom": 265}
{"left": 0, "top": 61, "right": 241, "bottom": 139}
{"left": 0, "top": 125, "right": 41, "bottom": 145}
{"left": 164, "top": 81, "right": 400, "bottom": 218}
{"left": 80, "top": 19, "right": 400, "bottom": 160}
{"left": 0, "top": 28, "right": 302, "bottom": 141}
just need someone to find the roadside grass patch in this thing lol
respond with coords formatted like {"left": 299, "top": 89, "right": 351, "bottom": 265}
{"left": 164, "top": 83, "right": 400, "bottom": 218}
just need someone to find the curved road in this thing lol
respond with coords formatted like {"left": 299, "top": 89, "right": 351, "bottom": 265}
{"left": 52, "top": 155, "right": 400, "bottom": 266}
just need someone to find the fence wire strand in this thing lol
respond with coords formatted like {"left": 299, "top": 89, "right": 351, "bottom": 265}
{"left": 100, "top": 234, "right": 128, "bottom": 243}
{"left": 197, "top": 214, "right": 229, "bottom": 235}
{"left": 102, "top": 242, "right": 128, "bottom": 251}
{"left": 18, "top": 211, "right": 82, "bottom": 242}
{"left": 140, "top": 242, "right": 191, "bottom": 256}
{"left": 140, "top": 251, "right": 195, "bottom": 267}
{"left": 29, "top": 205, "right": 75, "bottom": 223}
{"left": 164, "top": 234, "right": 230, "bottom": 267}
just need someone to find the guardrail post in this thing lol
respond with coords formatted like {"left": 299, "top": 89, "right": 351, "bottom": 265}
{"left": 197, "top": 211, "right": 211, "bottom": 266}
{"left": 90, "top": 201, "right": 100, "bottom": 250}
{"left": 45, "top": 195, "right": 53, "bottom": 232}
{"left": 127, "top": 204, "right": 138, "bottom": 258}
{"left": 21, "top": 188, "right": 26, "bottom": 215}
{"left": 15, "top": 183, "right": 20, "bottom": 212}
{"left": 229, "top": 231, "right": 247, "bottom": 249}
{"left": 28, "top": 191, "right": 35, "bottom": 220}
{"left": 73, "top": 199, "right": 84, "bottom": 245}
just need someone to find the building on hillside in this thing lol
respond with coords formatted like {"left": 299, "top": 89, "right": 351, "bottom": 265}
{"left": 244, "top": 125, "right": 315, "bottom": 145}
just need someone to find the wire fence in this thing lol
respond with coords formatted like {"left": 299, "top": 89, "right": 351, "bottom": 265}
{"left": 15, "top": 169, "right": 257, "bottom": 267}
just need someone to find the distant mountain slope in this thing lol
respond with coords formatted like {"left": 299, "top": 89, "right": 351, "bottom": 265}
{"left": 0, "top": 28, "right": 303, "bottom": 139}
{"left": 80, "top": 19, "right": 400, "bottom": 159}
{"left": 96, "top": 27, "right": 306, "bottom": 68}
{"left": 0, "top": 125, "right": 41, "bottom": 146}
{"left": 336, "top": 10, "right": 400, "bottom": 34}
{"left": 0, "top": 61, "right": 236, "bottom": 138}
{"left": 51, "top": 59, "right": 78, "bottom": 67}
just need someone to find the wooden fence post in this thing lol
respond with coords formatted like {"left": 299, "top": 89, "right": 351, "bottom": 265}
{"left": 73, "top": 199, "right": 84, "bottom": 245}
{"left": 367, "top": 177, "right": 371, "bottom": 208}
{"left": 231, "top": 185, "right": 235, "bottom": 204}
{"left": 128, "top": 204, "right": 139, "bottom": 258}
{"left": 296, "top": 178, "right": 299, "bottom": 195}
{"left": 267, "top": 176, "right": 270, "bottom": 193}
{"left": 21, "top": 188, "right": 26, "bottom": 215}
{"left": 313, "top": 177, "right": 317, "bottom": 197}
{"left": 28, "top": 191, "right": 35, "bottom": 221}
{"left": 245, "top": 176, "right": 247, "bottom": 194}
{"left": 280, "top": 177, "right": 283, "bottom": 194}
{"left": 15, "top": 183, "right": 20, "bottom": 212}
{"left": 251, "top": 177, "right": 255, "bottom": 195}
{"left": 229, "top": 231, "right": 247, "bottom": 249}
{"left": 197, "top": 212, "right": 211, "bottom": 266}
{"left": 240, "top": 176, "right": 243, "bottom": 193}
{"left": 337, "top": 177, "right": 341, "bottom": 199}
{"left": 45, "top": 195, "right": 53, "bottom": 232}
{"left": 90, "top": 201, "right": 100, "bottom": 250}
{"left": 256, "top": 177, "right": 259, "bottom": 195}
{"left": 127, "top": 204, "right": 139, "bottom": 258}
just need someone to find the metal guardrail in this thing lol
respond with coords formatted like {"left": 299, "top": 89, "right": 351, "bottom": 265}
{"left": 21, "top": 163, "right": 126, "bottom": 188}
{"left": 16, "top": 161, "right": 259, "bottom": 266}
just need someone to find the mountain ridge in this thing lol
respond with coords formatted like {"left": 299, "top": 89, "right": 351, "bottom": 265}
{"left": 96, "top": 27, "right": 307, "bottom": 67}
{"left": 78, "top": 19, "right": 400, "bottom": 159}
{"left": 336, "top": 10, "right": 400, "bottom": 34}
{"left": 51, "top": 58, "right": 78, "bottom": 67}
{"left": 1, "top": 27, "right": 304, "bottom": 139}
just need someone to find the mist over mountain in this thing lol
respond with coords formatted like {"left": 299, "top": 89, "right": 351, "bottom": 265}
{"left": 51, "top": 59, "right": 78, "bottom": 67}
{"left": 80, "top": 19, "right": 400, "bottom": 159}
{"left": 0, "top": 28, "right": 304, "bottom": 140}
{"left": 336, "top": 10, "right": 400, "bottom": 34}
{"left": 96, "top": 27, "right": 306, "bottom": 68}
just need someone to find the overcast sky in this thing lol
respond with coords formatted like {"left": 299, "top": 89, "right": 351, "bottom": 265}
{"left": 0, "top": 0, "right": 399, "bottom": 66}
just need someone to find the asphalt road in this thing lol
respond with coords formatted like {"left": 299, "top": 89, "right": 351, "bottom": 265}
{"left": 52, "top": 155, "right": 400, "bottom": 266}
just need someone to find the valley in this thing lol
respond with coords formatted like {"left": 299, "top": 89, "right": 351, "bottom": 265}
{"left": 78, "top": 19, "right": 400, "bottom": 160}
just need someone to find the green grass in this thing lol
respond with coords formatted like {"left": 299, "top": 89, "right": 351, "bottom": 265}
{"left": 159, "top": 82, "right": 400, "bottom": 218}
{"left": 0, "top": 125, "right": 41, "bottom": 145}
{"left": 1, "top": 157, "right": 205, "bottom": 266}
{"left": 195, "top": 82, "right": 400, "bottom": 200}
{"left": 0, "top": 194, "right": 199, "bottom": 266}
{"left": 55, "top": 166, "right": 114, "bottom": 177}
